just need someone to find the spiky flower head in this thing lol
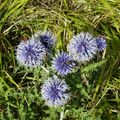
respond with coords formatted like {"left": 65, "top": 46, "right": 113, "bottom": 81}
{"left": 16, "top": 38, "right": 46, "bottom": 67}
{"left": 67, "top": 32, "right": 97, "bottom": 62}
{"left": 52, "top": 52, "right": 75, "bottom": 76}
{"left": 41, "top": 76, "right": 70, "bottom": 107}
{"left": 96, "top": 37, "right": 107, "bottom": 51}
{"left": 34, "top": 31, "right": 56, "bottom": 51}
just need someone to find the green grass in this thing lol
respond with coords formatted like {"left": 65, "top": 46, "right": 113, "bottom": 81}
{"left": 0, "top": 0, "right": 120, "bottom": 120}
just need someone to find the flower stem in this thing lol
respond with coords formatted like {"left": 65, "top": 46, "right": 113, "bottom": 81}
{"left": 60, "top": 107, "right": 64, "bottom": 120}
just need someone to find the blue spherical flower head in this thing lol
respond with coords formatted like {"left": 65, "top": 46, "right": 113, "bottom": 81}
{"left": 41, "top": 76, "right": 70, "bottom": 107}
{"left": 34, "top": 31, "right": 56, "bottom": 51}
{"left": 52, "top": 52, "right": 75, "bottom": 76}
{"left": 96, "top": 37, "right": 107, "bottom": 51}
{"left": 16, "top": 38, "right": 46, "bottom": 67}
{"left": 67, "top": 32, "right": 97, "bottom": 62}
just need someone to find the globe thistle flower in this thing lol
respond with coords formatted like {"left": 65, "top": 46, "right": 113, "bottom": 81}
{"left": 96, "top": 37, "right": 107, "bottom": 51}
{"left": 16, "top": 38, "right": 46, "bottom": 67}
{"left": 34, "top": 31, "right": 56, "bottom": 51}
{"left": 67, "top": 32, "right": 97, "bottom": 62}
{"left": 41, "top": 76, "right": 70, "bottom": 107}
{"left": 52, "top": 52, "right": 75, "bottom": 76}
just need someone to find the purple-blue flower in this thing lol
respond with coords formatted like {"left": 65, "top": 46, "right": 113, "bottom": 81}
{"left": 16, "top": 38, "right": 46, "bottom": 67}
{"left": 67, "top": 32, "right": 97, "bottom": 62}
{"left": 34, "top": 31, "right": 56, "bottom": 51}
{"left": 96, "top": 37, "right": 107, "bottom": 51}
{"left": 41, "top": 76, "right": 70, "bottom": 107}
{"left": 52, "top": 52, "right": 75, "bottom": 76}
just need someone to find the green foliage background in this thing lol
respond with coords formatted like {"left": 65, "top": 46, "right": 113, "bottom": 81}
{"left": 0, "top": 0, "right": 120, "bottom": 120}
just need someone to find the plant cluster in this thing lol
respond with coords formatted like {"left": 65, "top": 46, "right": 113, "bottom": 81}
{"left": 16, "top": 30, "right": 107, "bottom": 107}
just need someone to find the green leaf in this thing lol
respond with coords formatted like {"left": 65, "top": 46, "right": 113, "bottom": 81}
{"left": 81, "top": 60, "right": 107, "bottom": 73}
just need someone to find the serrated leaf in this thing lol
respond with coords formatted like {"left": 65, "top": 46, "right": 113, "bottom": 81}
{"left": 81, "top": 60, "right": 107, "bottom": 73}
